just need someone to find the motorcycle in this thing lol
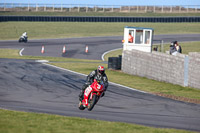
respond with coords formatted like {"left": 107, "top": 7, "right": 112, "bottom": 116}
{"left": 19, "top": 36, "right": 28, "bottom": 43}
{"left": 79, "top": 79, "right": 105, "bottom": 111}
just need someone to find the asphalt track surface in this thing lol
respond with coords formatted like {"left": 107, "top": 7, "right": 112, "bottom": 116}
{"left": 0, "top": 34, "right": 200, "bottom": 131}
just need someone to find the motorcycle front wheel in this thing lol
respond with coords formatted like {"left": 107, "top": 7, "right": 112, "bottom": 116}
{"left": 78, "top": 101, "right": 85, "bottom": 110}
{"left": 87, "top": 94, "right": 97, "bottom": 111}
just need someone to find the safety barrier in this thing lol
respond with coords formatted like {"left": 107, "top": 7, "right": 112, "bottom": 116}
{"left": 0, "top": 16, "right": 200, "bottom": 22}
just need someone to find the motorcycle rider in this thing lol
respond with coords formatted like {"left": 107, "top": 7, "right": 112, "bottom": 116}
{"left": 79, "top": 65, "right": 108, "bottom": 101}
{"left": 21, "top": 32, "right": 28, "bottom": 39}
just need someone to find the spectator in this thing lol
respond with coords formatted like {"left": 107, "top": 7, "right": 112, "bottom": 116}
{"left": 128, "top": 33, "right": 133, "bottom": 43}
{"left": 174, "top": 41, "right": 182, "bottom": 53}
{"left": 169, "top": 41, "right": 176, "bottom": 55}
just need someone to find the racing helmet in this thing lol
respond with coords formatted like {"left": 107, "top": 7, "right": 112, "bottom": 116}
{"left": 97, "top": 65, "right": 105, "bottom": 75}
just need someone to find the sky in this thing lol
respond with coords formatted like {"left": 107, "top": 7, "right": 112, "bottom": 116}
{"left": 1, "top": 0, "right": 200, "bottom": 6}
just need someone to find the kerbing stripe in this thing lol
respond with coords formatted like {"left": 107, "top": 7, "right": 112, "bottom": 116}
{"left": 19, "top": 48, "right": 24, "bottom": 56}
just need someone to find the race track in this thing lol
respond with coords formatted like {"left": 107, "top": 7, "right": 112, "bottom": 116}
{"left": 0, "top": 34, "right": 200, "bottom": 131}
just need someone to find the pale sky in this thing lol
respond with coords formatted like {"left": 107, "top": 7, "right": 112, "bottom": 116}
{"left": 1, "top": 0, "right": 200, "bottom": 6}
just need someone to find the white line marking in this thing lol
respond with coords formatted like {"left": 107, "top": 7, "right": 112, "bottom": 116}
{"left": 19, "top": 48, "right": 24, "bottom": 56}
{"left": 35, "top": 60, "right": 49, "bottom": 63}
{"left": 101, "top": 48, "right": 122, "bottom": 61}
{"left": 42, "top": 62, "right": 147, "bottom": 94}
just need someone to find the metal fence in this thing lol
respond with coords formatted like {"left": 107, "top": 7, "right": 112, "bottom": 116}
{"left": 0, "top": 3, "right": 200, "bottom": 13}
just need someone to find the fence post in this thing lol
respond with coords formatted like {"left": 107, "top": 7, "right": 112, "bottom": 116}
{"left": 153, "top": 6, "right": 155, "bottom": 13}
{"left": 4, "top": 3, "right": 6, "bottom": 11}
{"left": 195, "top": 6, "right": 197, "bottom": 12}
{"left": 170, "top": 5, "right": 172, "bottom": 13}
{"left": 112, "top": 5, "right": 113, "bottom": 12}
{"left": 103, "top": 5, "right": 105, "bottom": 12}
{"left": 28, "top": 3, "right": 29, "bottom": 11}
{"left": 184, "top": 55, "right": 189, "bottom": 87}
{"left": 61, "top": 4, "right": 63, "bottom": 12}
{"left": 129, "top": 6, "right": 130, "bottom": 12}
{"left": 95, "top": 6, "right": 97, "bottom": 12}
{"left": 86, "top": 5, "right": 88, "bottom": 12}
{"left": 161, "top": 40, "right": 164, "bottom": 52}
{"left": 69, "top": 5, "right": 71, "bottom": 12}
{"left": 145, "top": 6, "right": 147, "bottom": 13}
{"left": 162, "top": 5, "right": 163, "bottom": 13}
{"left": 44, "top": 4, "right": 46, "bottom": 11}
{"left": 179, "top": 6, "right": 181, "bottom": 13}
{"left": 36, "top": 4, "right": 38, "bottom": 11}
{"left": 53, "top": 4, "right": 54, "bottom": 12}
{"left": 78, "top": 5, "right": 80, "bottom": 12}
{"left": 137, "top": 5, "right": 138, "bottom": 12}
{"left": 120, "top": 6, "right": 122, "bottom": 12}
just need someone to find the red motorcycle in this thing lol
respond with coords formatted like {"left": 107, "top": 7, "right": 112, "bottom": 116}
{"left": 79, "top": 79, "right": 105, "bottom": 111}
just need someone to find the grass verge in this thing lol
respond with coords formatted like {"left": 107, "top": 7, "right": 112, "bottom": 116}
{"left": 0, "top": 22, "right": 200, "bottom": 40}
{"left": 0, "top": 109, "right": 196, "bottom": 133}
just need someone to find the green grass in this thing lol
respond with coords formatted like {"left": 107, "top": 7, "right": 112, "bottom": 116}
{"left": 163, "top": 41, "right": 200, "bottom": 54}
{"left": 0, "top": 109, "right": 195, "bottom": 133}
{"left": 0, "top": 22, "right": 200, "bottom": 40}
{"left": 1, "top": 11, "right": 200, "bottom": 17}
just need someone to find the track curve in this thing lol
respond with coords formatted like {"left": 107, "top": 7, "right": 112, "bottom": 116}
{"left": 0, "top": 34, "right": 200, "bottom": 131}
{"left": 0, "top": 34, "right": 200, "bottom": 60}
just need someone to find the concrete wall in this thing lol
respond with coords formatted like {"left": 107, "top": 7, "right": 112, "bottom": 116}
{"left": 122, "top": 50, "right": 200, "bottom": 89}
{"left": 188, "top": 52, "right": 200, "bottom": 89}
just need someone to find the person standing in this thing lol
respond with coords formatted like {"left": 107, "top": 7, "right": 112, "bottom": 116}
{"left": 128, "top": 33, "right": 133, "bottom": 43}
{"left": 174, "top": 41, "right": 182, "bottom": 53}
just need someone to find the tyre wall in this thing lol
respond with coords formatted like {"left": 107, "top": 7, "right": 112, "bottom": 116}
{"left": 0, "top": 16, "right": 200, "bottom": 22}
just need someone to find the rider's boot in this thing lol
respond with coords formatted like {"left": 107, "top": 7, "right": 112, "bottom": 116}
{"left": 79, "top": 90, "right": 84, "bottom": 101}
{"left": 79, "top": 84, "right": 89, "bottom": 101}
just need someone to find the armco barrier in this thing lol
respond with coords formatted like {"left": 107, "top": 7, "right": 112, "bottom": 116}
{"left": 0, "top": 16, "right": 200, "bottom": 22}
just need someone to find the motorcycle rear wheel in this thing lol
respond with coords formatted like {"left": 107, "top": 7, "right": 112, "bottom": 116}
{"left": 87, "top": 94, "right": 97, "bottom": 111}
